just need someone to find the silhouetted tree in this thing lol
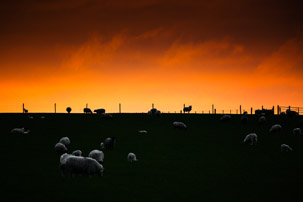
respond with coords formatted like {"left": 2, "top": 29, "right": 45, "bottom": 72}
{"left": 66, "top": 107, "right": 72, "bottom": 114}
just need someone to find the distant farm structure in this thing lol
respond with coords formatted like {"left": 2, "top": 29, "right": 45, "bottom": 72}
{"left": 0, "top": 103, "right": 302, "bottom": 115}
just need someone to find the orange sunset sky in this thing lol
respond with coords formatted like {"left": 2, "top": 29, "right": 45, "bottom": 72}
{"left": 0, "top": 0, "right": 302, "bottom": 113}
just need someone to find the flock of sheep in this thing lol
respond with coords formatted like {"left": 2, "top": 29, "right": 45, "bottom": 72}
{"left": 53, "top": 136, "right": 137, "bottom": 177}
{"left": 9, "top": 107, "right": 302, "bottom": 178}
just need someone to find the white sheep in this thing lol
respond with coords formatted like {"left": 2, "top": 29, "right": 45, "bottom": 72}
{"left": 127, "top": 153, "right": 138, "bottom": 162}
{"left": 59, "top": 137, "right": 70, "bottom": 146}
{"left": 60, "top": 156, "right": 104, "bottom": 177}
{"left": 220, "top": 115, "right": 231, "bottom": 122}
{"left": 10, "top": 128, "right": 30, "bottom": 135}
{"left": 173, "top": 122, "right": 187, "bottom": 129}
{"left": 258, "top": 116, "right": 266, "bottom": 124}
{"left": 269, "top": 124, "right": 282, "bottom": 133}
{"left": 281, "top": 144, "right": 293, "bottom": 152}
{"left": 72, "top": 150, "right": 82, "bottom": 156}
{"left": 292, "top": 128, "right": 301, "bottom": 135}
{"left": 243, "top": 133, "right": 257, "bottom": 146}
{"left": 88, "top": 150, "right": 104, "bottom": 164}
{"left": 55, "top": 143, "right": 68, "bottom": 155}
{"left": 100, "top": 142, "right": 105, "bottom": 150}
{"left": 138, "top": 130, "right": 147, "bottom": 134}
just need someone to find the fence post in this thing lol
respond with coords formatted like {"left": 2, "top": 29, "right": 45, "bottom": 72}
{"left": 240, "top": 105, "right": 242, "bottom": 114}
{"left": 119, "top": 103, "right": 121, "bottom": 113}
{"left": 277, "top": 105, "right": 279, "bottom": 115}
{"left": 22, "top": 103, "right": 24, "bottom": 113}
{"left": 214, "top": 109, "right": 216, "bottom": 114}
{"left": 230, "top": 110, "right": 231, "bottom": 114}
{"left": 289, "top": 106, "right": 291, "bottom": 110}
{"left": 55, "top": 103, "right": 56, "bottom": 113}
{"left": 251, "top": 107, "right": 253, "bottom": 115}
{"left": 152, "top": 103, "right": 154, "bottom": 109}
{"left": 212, "top": 104, "right": 214, "bottom": 114}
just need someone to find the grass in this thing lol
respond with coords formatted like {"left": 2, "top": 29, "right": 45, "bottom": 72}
{"left": 0, "top": 113, "right": 303, "bottom": 202}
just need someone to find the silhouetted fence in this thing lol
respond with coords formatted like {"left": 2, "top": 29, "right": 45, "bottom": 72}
{"left": 0, "top": 103, "right": 302, "bottom": 115}
{"left": 277, "top": 105, "right": 303, "bottom": 115}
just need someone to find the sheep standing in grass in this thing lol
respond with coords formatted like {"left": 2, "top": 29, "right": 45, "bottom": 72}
{"left": 60, "top": 156, "right": 104, "bottom": 177}
{"left": 269, "top": 124, "right": 282, "bottom": 133}
{"left": 94, "top": 109, "right": 105, "bottom": 114}
{"left": 281, "top": 144, "right": 293, "bottom": 152}
{"left": 220, "top": 115, "right": 231, "bottom": 122}
{"left": 100, "top": 142, "right": 105, "bottom": 150}
{"left": 243, "top": 133, "right": 257, "bottom": 145}
{"left": 84, "top": 108, "right": 92, "bottom": 114}
{"left": 72, "top": 150, "right": 82, "bottom": 156}
{"left": 128, "top": 153, "right": 138, "bottom": 162}
{"left": 55, "top": 143, "right": 68, "bottom": 155}
{"left": 173, "top": 122, "right": 187, "bottom": 129}
{"left": 88, "top": 150, "right": 104, "bottom": 164}
{"left": 10, "top": 128, "right": 30, "bottom": 135}
{"left": 104, "top": 137, "right": 116, "bottom": 149}
{"left": 183, "top": 106, "right": 192, "bottom": 113}
{"left": 258, "top": 116, "right": 266, "bottom": 124}
{"left": 138, "top": 130, "right": 147, "bottom": 134}
{"left": 293, "top": 128, "right": 301, "bottom": 135}
{"left": 59, "top": 137, "right": 70, "bottom": 146}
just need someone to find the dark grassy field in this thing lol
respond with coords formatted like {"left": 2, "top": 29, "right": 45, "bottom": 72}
{"left": 0, "top": 113, "right": 303, "bottom": 202}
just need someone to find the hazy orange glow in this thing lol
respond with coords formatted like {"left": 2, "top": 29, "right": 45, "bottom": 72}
{"left": 0, "top": 0, "right": 302, "bottom": 113}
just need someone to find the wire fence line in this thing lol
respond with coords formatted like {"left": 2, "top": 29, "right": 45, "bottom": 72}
{"left": 0, "top": 103, "right": 302, "bottom": 115}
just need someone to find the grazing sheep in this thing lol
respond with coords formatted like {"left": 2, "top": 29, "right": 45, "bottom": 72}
{"left": 138, "top": 130, "right": 147, "bottom": 134}
{"left": 55, "top": 143, "right": 68, "bottom": 155}
{"left": 127, "top": 153, "right": 138, "bottom": 162}
{"left": 258, "top": 116, "right": 266, "bottom": 124}
{"left": 241, "top": 115, "right": 248, "bottom": 124}
{"left": 155, "top": 110, "right": 161, "bottom": 116}
{"left": 101, "top": 113, "right": 113, "bottom": 119}
{"left": 60, "top": 156, "right": 104, "bottom": 177}
{"left": 10, "top": 128, "right": 30, "bottom": 135}
{"left": 148, "top": 108, "right": 161, "bottom": 116}
{"left": 104, "top": 137, "right": 116, "bottom": 149}
{"left": 243, "top": 133, "right": 257, "bottom": 146}
{"left": 66, "top": 107, "right": 72, "bottom": 114}
{"left": 94, "top": 108, "right": 106, "bottom": 114}
{"left": 269, "top": 124, "right": 282, "bottom": 133}
{"left": 72, "top": 150, "right": 82, "bottom": 156}
{"left": 23, "top": 108, "right": 28, "bottom": 113}
{"left": 286, "top": 109, "right": 298, "bottom": 117}
{"left": 292, "top": 128, "right": 301, "bottom": 135}
{"left": 183, "top": 106, "right": 192, "bottom": 113}
{"left": 220, "top": 115, "right": 231, "bottom": 122}
{"left": 88, "top": 150, "right": 104, "bottom": 164}
{"left": 84, "top": 108, "right": 92, "bottom": 114}
{"left": 59, "top": 137, "right": 70, "bottom": 146}
{"left": 281, "top": 144, "right": 293, "bottom": 152}
{"left": 173, "top": 122, "right": 187, "bottom": 129}
{"left": 100, "top": 142, "right": 105, "bottom": 150}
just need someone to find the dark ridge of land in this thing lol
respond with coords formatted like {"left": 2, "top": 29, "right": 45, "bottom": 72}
{"left": 0, "top": 113, "right": 302, "bottom": 202}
